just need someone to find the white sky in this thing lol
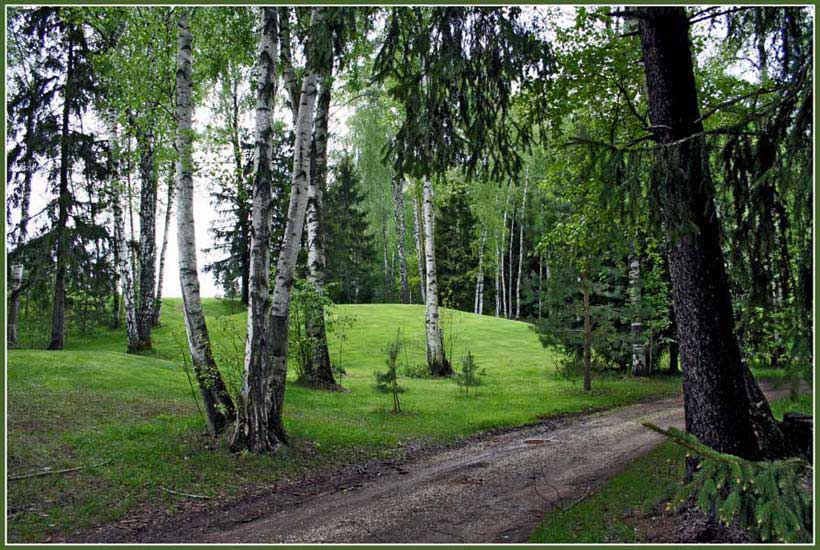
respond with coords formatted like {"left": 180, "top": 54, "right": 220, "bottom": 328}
{"left": 9, "top": 87, "right": 352, "bottom": 299}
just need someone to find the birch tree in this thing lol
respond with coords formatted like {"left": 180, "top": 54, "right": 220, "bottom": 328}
{"left": 411, "top": 193, "right": 426, "bottom": 304}
{"left": 421, "top": 178, "right": 451, "bottom": 375}
{"left": 107, "top": 114, "right": 140, "bottom": 351}
{"left": 277, "top": 7, "right": 339, "bottom": 388}
{"left": 392, "top": 176, "right": 411, "bottom": 304}
{"left": 515, "top": 172, "right": 528, "bottom": 319}
{"left": 174, "top": 11, "right": 235, "bottom": 435}
{"left": 153, "top": 169, "right": 175, "bottom": 326}
{"left": 232, "top": 7, "right": 323, "bottom": 452}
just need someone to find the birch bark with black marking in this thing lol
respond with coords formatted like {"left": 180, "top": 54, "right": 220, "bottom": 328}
{"left": 230, "top": 7, "right": 280, "bottom": 452}
{"left": 136, "top": 127, "right": 156, "bottom": 350}
{"left": 412, "top": 193, "right": 426, "bottom": 304}
{"left": 175, "top": 12, "right": 235, "bottom": 435}
{"left": 153, "top": 168, "right": 175, "bottom": 326}
{"left": 422, "top": 177, "right": 450, "bottom": 375}
{"left": 107, "top": 114, "right": 140, "bottom": 352}
{"left": 303, "top": 69, "right": 336, "bottom": 387}
{"left": 392, "top": 176, "right": 411, "bottom": 304}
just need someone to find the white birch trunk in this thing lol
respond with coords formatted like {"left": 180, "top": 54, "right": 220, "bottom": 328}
{"left": 500, "top": 196, "right": 508, "bottom": 318}
{"left": 231, "top": 7, "right": 282, "bottom": 452}
{"left": 516, "top": 172, "right": 528, "bottom": 320}
{"left": 508, "top": 204, "right": 515, "bottom": 320}
{"left": 153, "top": 169, "right": 175, "bottom": 326}
{"left": 422, "top": 177, "right": 450, "bottom": 375}
{"left": 412, "top": 193, "right": 426, "bottom": 304}
{"left": 303, "top": 71, "right": 336, "bottom": 387}
{"left": 107, "top": 113, "right": 140, "bottom": 353}
{"left": 474, "top": 229, "right": 487, "bottom": 315}
{"left": 629, "top": 253, "right": 647, "bottom": 376}
{"left": 175, "top": 13, "right": 235, "bottom": 435}
{"left": 267, "top": 8, "right": 324, "bottom": 440}
{"left": 392, "top": 176, "right": 411, "bottom": 304}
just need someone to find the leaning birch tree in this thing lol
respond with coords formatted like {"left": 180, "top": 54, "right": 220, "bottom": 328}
{"left": 174, "top": 10, "right": 235, "bottom": 435}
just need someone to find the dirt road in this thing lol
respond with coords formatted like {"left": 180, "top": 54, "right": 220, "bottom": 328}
{"left": 91, "top": 384, "right": 797, "bottom": 544}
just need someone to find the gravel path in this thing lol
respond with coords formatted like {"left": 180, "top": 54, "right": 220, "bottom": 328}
{"left": 86, "top": 384, "right": 795, "bottom": 544}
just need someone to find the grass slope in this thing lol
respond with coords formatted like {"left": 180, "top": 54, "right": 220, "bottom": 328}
{"left": 8, "top": 299, "right": 680, "bottom": 542}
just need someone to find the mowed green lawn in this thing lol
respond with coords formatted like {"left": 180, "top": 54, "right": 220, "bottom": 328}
{"left": 8, "top": 299, "right": 681, "bottom": 542}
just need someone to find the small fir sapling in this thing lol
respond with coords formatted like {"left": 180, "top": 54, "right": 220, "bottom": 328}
{"left": 375, "top": 330, "right": 406, "bottom": 414}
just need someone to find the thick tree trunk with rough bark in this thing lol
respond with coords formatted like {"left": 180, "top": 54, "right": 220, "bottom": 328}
{"left": 230, "top": 8, "right": 282, "bottom": 452}
{"left": 48, "top": 38, "right": 74, "bottom": 351}
{"left": 412, "top": 193, "right": 426, "bottom": 304}
{"left": 392, "top": 176, "right": 411, "bottom": 304}
{"left": 136, "top": 128, "right": 157, "bottom": 350}
{"left": 303, "top": 73, "right": 337, "bottom": 388}
{"left": 153, "top": 169, "right": 175, "bottom": 326}
{"left": 175, "top": 13, "right": 235, "bottom": 435}
{"left": 422, "top": 177, "right": 451, "bottom": 376}
{"left": 107, "top": 114, "right": 140, "bottom": 352}
{"left": 637, "top": 7, "right": 787, "bottom": 460}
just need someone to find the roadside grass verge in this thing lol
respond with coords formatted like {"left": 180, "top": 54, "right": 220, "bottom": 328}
{"left": 529, "top": 394, "right": 813, "bottom": 543}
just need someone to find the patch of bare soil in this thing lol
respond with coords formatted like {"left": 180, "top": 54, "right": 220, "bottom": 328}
{"left": 626, "top": 499, "right": 751, "bottom": 543}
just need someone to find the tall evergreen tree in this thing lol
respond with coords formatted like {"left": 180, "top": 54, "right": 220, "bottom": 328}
{"left": 325, "top": 156, "right": 378, "bottom": 303}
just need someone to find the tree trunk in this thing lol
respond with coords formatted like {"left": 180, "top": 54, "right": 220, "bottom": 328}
{"left": 582, "top": 270, "right": 592, "bottom": 392}
{"left": 515, "top": 173, "right": 528, "bottom": 320}
{"left": 8, "top": 265, "right": 24, "bottom": 348}
{"left": 629, "top": 253, "right": 648, "bottom": 376}
{"left": 48, "top": 36, "right": 74, "bottom": 351}
{"left": 411, "top": 193, "right": 426, "bottom": 304}
{"left": 153, "top": 168, "right": 175, "bottom": 326}
{"left": 136, "top": 127, "right": 157, "bottom": 350}
{"left": 537, "top": 252, "right": 543, "bottom": 320}
{"left": 392, "top": 176, "right": 411, "bottom": 304}
{"left": 508, "top": 205, "right": 515, "bottom": 319}
{"left": 637, "top": 7, "right": 787, "bottom": 460}
{"left": 668, "top": 314, "right": 679, "bottom": 375}
{"left": 303, "top": 70, "right": 336, "bottom": 388}
{"left": 230, "top": 8, "right": 282, "bottom": 452}
{"left": 500, "top": 202, "right": 508, "bottom": 318}
{"left": 382, "top": 213, "right": 391, "bottom": 301}
{"left": 422, "top": 177, "right": 451, "bottom": 376}
{"left": 495, "top": 237, "right": 501, "bottom": 318}
{"left": 234, "top": 8, "right": 323, "bottom": 453}
{"left": 474, "top": 229, "right": 486, "bottom": 315}
{"left": 107, "top": 113, "right": 140, "bottom": 353}
{"left": 9, "top": 102, "right": 36, "bottom": 348}
{"left": 175, "top": 12, "right": 235, "bottom": 435}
